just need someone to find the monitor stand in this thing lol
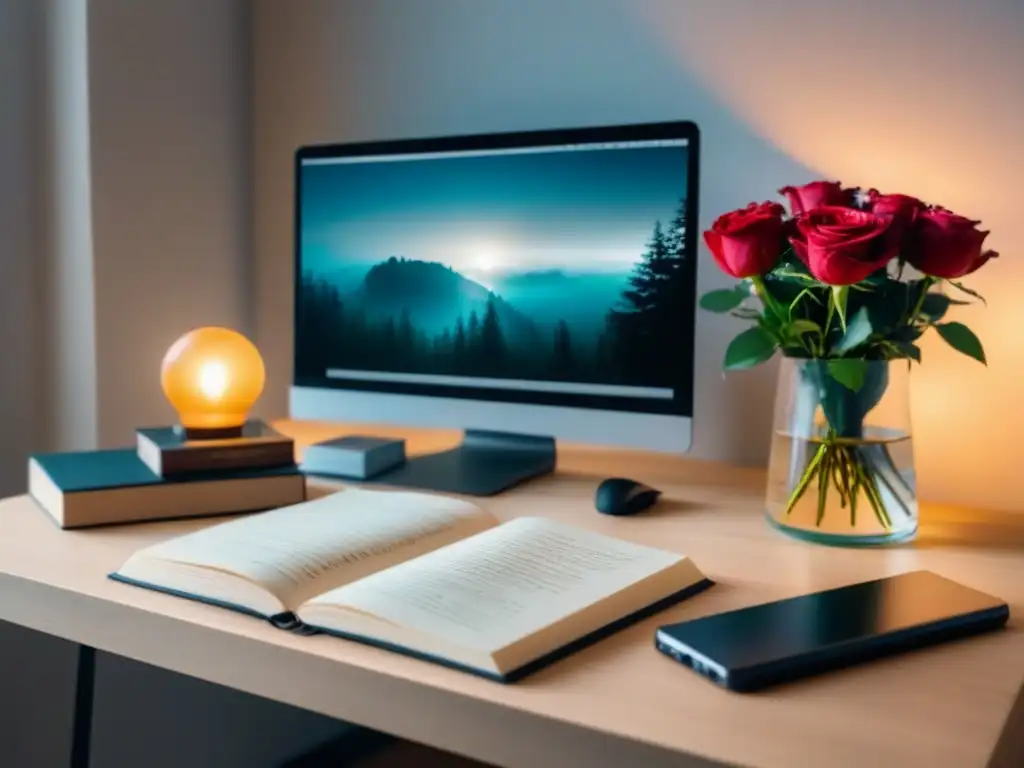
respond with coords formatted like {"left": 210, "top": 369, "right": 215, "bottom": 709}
{"left": 371, "top": 430, "right": 556, "bottom": 497}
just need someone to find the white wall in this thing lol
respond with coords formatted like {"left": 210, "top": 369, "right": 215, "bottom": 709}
{"left": 0, "top": 2, "right": 347, "bottom": 765}
{"left": 87, "top": 0, "right": 257, "bottom": 447}
{"left": 0, "top": 7, "right": 87, "bottom": 762}
{"left": 39, "top": 0, "right": 99, "bottom": 454}
{"left": 8, "top": 0, "right": 260, "bottom": 458}
{"left": 0, "top": 0, "right": 45, "bottom": 493}
{"left": 254, "top": 0, "right": 1024, "bottom": 512}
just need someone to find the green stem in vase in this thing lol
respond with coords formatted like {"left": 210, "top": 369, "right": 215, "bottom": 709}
{"left": 815, "top": 447, "right": 832, "bottom": 527}
{"left": 783, "top": 441, "right": 829, "bottom": 518}
{"left": 856, "top": 458, "right": 892, "bottom": 530}
{"left": 784, "top": 436, "right": 896, "bottom": 532}
{"left": 833, "top": 449, "right": 852, "bottom": 508}
{"left": 848, "top": 467, "right": 860, "bottom": 527}
{"left": 859, "top": 444, "right": 914, "bottom": 522}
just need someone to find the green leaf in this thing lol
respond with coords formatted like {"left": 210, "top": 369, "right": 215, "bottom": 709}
{"left": 793, "top": 287, "right": 823, "bottom": 306}
{"left": 948, "top": 280, "right": 987, "bottom": 306}
{"left": 831, "top": 285, "right": 849, "bottom": 332}
{"left": 785, "top": 318, "right": 823, "bottom": 356}
{"left": 788, "top": 319, "right": 822, "bottom": 337}
{"left": 787, "top": 288, "right": 822, "bottom": 323}
{"left": 699, "top": 287, "right": 746, "bottom": 313}
{"left": 831, "top": 307, "right": 872, "bottom": 355}
{"left": 755, "top": 312, "right": 787, "bottom": 344}
{"left": 891, "top": 324, "right": 925, "bottom": 343}
{"left": 919, "top": 292, "right": 952, "bottom": 322}
{"left": 849, "top": 282, "right": 876, "bottom": 293}
{"left": 827, "top": 358, "right": 867, "bottom": 391}
{"left": 891, "top": 341, "right": 922, "bottom": 363}
{"left": 730, "top": 308, "right": 762, "bottom": 320}
{"left": 724, "top": 326, "right": 778, "bottom": 370}
{"left": 936, "top": 322, "right": 987, "bottom": 365}
{"left": 918, "top": 291, "right": 970, "bottom": 321}
{"left": 750, "top": 275, "right": 789, "bottom": 323}
{"left": 772, "top": 267, "right": 820, "bottom": 285}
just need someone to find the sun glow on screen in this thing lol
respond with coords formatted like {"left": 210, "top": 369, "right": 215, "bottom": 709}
{"left": 475, "top": 252, "right": 498, "bottom": 272}
{"left": 470, "top": 243, "right": 503, "bottom": 273}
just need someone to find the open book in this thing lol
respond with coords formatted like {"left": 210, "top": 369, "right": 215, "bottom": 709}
{"left": 111, "top": 489, "right": 712, "bottom": 681}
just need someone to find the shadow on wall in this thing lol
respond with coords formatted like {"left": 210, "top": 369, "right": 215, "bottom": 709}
{"left": 254, "top": 0, "right": 823, "bottom": 467}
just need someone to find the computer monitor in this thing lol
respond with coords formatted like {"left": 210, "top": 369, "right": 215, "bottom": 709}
{"left": 292, "top": 121, "right": 700, "bottom": 495}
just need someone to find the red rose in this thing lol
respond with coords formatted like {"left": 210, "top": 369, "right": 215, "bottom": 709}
{"left": 703, "top": 201, "right": 786, "bottom": 278}
{"left": 905, "top": 207, "right": 998, "bottom": 278}
{"left": 791, "top": 206, "right": 902, "bottom": 285}
{"left": 779, "top": 180, "right": 856, "bottom": 215}
{"left": 866, "top": 189, "right": 925, "bottom": 221}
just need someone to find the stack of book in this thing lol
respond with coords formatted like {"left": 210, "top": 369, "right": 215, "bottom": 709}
{"left": 29, "top": 420, "right": 305, "bottom": 529}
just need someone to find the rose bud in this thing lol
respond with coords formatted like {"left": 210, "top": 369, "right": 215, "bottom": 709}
{"left": 703, "top": 201, "right": 786, "bottom": 279}
{"left": 866, "top": 189, "right": 926, "bottom": 222}
{"left": 905, "top": 206, "right": 998, "bottom": 279}
{"left": 791, "top": 206, "right": 902, "bottom": 285}
{"left": 779, "top": 180, "right": 857, "bottom": 215}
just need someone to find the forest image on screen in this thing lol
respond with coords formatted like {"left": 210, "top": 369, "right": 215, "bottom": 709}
{"left": 297, "top": 144, "right": 692, "bottom": 393}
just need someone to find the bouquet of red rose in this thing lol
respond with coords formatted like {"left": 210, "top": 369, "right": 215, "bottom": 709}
{"left": 700, "top": 181, "right": 996, "bottom": 540}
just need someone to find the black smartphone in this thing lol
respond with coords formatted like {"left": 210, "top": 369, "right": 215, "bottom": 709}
{"left": 655, "top": 570, "right": 1009, "bottom": 692}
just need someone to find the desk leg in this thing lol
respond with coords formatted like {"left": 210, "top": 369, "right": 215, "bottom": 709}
{"left": 71, "top": 645, "right": 95, "bottom": 768}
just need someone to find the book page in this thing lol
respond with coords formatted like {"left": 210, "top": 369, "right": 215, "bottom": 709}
{"left": 117, "top": 489, "right": 497, "bottom": 612}
{"left": 303, "top": 517, "right": 688, "bottom": 654}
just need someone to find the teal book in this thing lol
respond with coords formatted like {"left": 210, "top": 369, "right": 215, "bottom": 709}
{"left": 29, "top": 448, "right": 305, "bottom": 529}
{"left": 109, "top": 488, "right": 713, "bottom": 683}
{"left": 299, "top": 435, "right": 405, "bottom": 480}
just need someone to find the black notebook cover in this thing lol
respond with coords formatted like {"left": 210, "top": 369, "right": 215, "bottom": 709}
{"left": 108, "top": 572, "right": 714, "bottom": 683}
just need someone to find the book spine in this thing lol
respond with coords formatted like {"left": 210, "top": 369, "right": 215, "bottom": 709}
{"left": 269, "top": 612, "right": 320, "bottom": 636}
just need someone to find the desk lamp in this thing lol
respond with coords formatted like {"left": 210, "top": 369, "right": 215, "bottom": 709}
{"left": 133, "top": 327, "right": 294, "bottom": 477}
{"left": 161, "top": 326, "right": 265, "bottom": 439}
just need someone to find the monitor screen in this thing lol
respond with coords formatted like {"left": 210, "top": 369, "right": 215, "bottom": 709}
{"left": 295, "top": 124, "right": 697, "bottom": 420}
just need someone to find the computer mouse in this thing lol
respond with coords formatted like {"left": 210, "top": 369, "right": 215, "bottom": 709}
{"left": 595, "top": 477, "right": 662, "bottom": 516}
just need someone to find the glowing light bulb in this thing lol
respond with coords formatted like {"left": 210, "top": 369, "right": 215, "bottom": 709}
{"left": 161, "top": 327, "right": 265, "bottom": 438}
{"left": 197, "top": 361, "right": 230, "bottom": 401}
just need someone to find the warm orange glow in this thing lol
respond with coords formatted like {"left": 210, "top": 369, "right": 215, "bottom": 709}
{"left": 161, "top": 327, "right": 265, "bottom": 431}
{"left": 624, "top": 2, "right": 1024, "bottom": 511}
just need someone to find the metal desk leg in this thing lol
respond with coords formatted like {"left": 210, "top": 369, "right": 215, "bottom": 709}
{"left": 71, "top": 645, "right": 95, "bottom": 768}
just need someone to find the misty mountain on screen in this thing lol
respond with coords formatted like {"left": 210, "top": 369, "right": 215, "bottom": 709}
{"left": 356, "top": 259, "right": 539, "bottom": 342}
{"left": 296, "top": 199, "right": 692, "bottom": 388}
{"left": 485, "top": 269, "right": 629, "bottom": 339}
{"left": 296, "top": 143, "right": 693, "bottom": 390}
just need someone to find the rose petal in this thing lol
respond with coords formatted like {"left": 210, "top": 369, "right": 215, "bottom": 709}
{"left": 790, "top": 236, "right": 809, "bottom": 264}
{"left": 703, "top": 230, "right": 724, "bottom": 261}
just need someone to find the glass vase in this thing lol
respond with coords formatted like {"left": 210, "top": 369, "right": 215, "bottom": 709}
{"left": 765, "top": 357, "right": 918, "bottom": 546}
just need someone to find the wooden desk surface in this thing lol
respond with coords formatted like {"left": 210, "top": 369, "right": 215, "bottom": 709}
{"left": 1, "top": 420, "right": 1022, "bottom": 768}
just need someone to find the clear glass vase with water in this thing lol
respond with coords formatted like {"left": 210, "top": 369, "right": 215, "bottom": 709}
{"left": 766, "top": 357, "right": 918, "bottom": 546}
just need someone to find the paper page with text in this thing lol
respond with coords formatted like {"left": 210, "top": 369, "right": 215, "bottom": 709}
{"left": 303, "top": 517, "right": 688, "bottom": 653}
{"left": 117, "top": 489, "right": 497, "bottom": 610}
